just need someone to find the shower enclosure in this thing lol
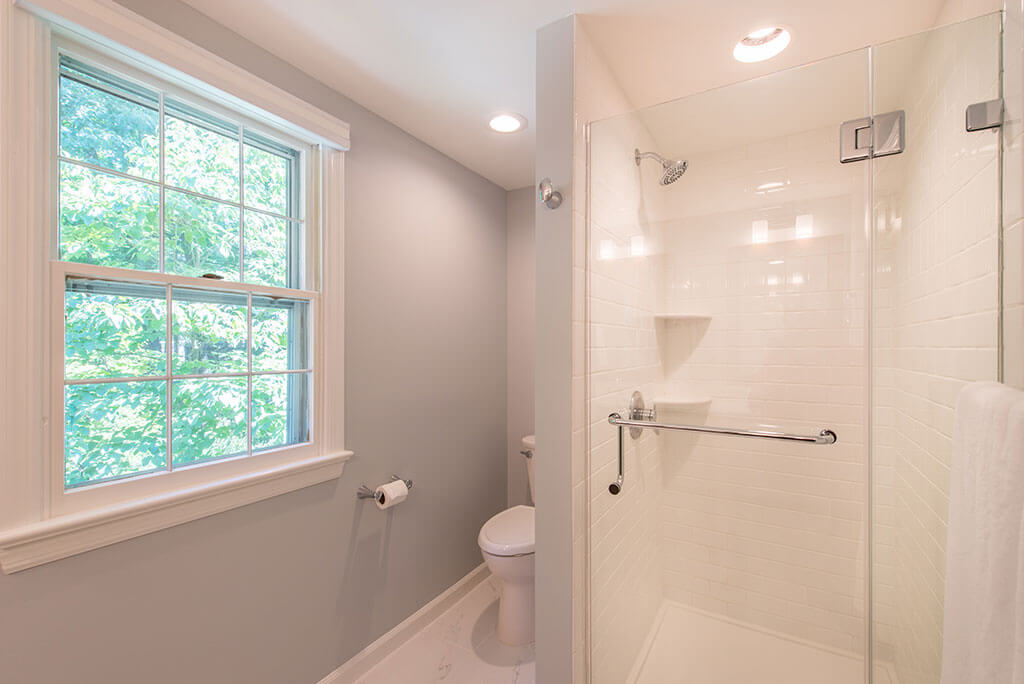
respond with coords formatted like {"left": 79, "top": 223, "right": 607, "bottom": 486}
{"left": 586, "top": 13, "right": 1008, "bottom": 684}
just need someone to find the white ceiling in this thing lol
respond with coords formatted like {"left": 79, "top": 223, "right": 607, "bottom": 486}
{"left": 179, "top": 0, "right": 993, "bottom": 190}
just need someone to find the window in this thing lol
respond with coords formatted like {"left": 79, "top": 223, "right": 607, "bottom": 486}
{"left": 56, "top": 51, "right": 313, "bottom": 491}
{"left": 0, "top": 3, "right": 349, "bottom": 573}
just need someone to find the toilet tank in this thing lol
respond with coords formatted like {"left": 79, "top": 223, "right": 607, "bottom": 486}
{"left": 521, "top": 435, "right": 536, "bottom": 505}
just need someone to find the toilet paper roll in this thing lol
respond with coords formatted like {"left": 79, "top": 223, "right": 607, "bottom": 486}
{"left": 374, "top": 479, "right": 408, "bottom": 510}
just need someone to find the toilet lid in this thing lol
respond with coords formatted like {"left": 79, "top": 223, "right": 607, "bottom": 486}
{"left": 478, "top": 505, "right": 535, "bottom": 556}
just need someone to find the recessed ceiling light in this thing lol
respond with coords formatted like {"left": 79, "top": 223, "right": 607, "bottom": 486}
{"left": 489, "top": 112, "right": 527, "bottom": 133}
{"left": 733, "top": 27, "right": 791, "bottom": 63}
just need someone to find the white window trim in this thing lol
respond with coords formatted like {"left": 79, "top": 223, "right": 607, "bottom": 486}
{"left": 0, "top": 0, "right": 351, "bottom": 573}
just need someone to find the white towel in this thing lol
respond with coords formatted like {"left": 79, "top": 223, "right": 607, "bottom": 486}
{"left": 941, "top": 382, "right": 1024, "bottom": 684}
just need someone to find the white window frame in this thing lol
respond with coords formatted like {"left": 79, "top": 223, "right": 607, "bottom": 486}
{"left": 0, "top": 0, "right": 351, "bottom": 573}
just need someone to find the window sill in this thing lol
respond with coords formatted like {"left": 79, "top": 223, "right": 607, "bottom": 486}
{"left": 0, "top": 450, "right": 352, "bottom": 573}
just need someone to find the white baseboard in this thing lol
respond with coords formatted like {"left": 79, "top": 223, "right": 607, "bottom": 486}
{"left": 317, "top": 563, "right": 490, "bottom": 684}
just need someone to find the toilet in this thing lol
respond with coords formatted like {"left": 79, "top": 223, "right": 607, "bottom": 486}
{"left": 478, "top": 434, "right": 536, "bottom": 646}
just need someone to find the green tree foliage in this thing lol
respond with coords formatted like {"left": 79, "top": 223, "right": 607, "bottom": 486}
{"left": 60, "top": 70, "right": 306, "bottom": 488}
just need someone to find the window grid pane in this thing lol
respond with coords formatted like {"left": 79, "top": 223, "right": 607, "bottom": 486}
{"left": 57, "top": 54, "right": 305, "bottom": 288}
{"left": 65, "top": 380, "right": 168, "bottom": 488}
{"left": 58, "top": 53, "right": 312, "bottom": 490}
{"left": 63, "top": 276, "right": 313, "bottom": 488}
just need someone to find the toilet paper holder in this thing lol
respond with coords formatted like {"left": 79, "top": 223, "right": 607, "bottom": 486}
{"left": 357, "top": 475, "right": 413, "bottom": 502}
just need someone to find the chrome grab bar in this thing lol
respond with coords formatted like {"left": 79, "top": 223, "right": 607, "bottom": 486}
{"left": 609, "top": 414, "right": 837, "bottom": 444}
{"left": 607, "top": 412, "right": 836, "bottom": 496}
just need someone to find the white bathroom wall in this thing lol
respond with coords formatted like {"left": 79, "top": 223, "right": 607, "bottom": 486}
{"left": 508, "top": 187, "right": 536, "bottom": 507}
{"left": 935, "top": 0, "right": 1002, "bottom": 24}
{"left": 871, "top": 14, "right": 1002, "bottom": 684}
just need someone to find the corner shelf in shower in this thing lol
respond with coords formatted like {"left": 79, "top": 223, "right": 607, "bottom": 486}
{"left": 654, "top": 314, "right": 711, "bottom": 373}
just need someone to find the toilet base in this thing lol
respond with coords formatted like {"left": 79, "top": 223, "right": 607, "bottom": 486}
{"left": 496, "top": 578, "right": 535, "bottom": 646}
{"left": 480, "top": 550, "right": 535, "bottom": 646}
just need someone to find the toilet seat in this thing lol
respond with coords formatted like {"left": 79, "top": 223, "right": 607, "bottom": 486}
{"left": 478, "top": 505, "right": 534, "bottom": 556}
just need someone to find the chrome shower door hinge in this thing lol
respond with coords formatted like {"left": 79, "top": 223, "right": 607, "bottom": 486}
{"left": 839, "top": 110, "right": 905, "bottom": 163}
{"left": 966, "top": 99, "right": 1003, "bottom": 131}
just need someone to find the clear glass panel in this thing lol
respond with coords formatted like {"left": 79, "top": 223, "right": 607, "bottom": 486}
{"left": 164, "top": 189, "right": 241, "bottom": 280}
{"left": 56, "top": 56, "right": 315, "bottom": 490}
{"left": 59, "top": 161, "right": 160, "bottom": 270}
{"left": 1005, "top": 6, "right": 1024, "bottom": 388}
{"left": 65, "top": 279, "right": 166, "bottom": 380}
{"left": 870, "top": 14, "right": 1002, "bottom": 684}
{"left": 58, "top": 71, "right": 159, "bottom": 180}
{"left": 584, "top": 14, "right": 1006, "bottom": 684}
{"left": 244, "top": 211, "right": 294, "bottom": 287}
{"left": 252, "top": 372, "right": 310, "bottom": 451}
{"left": 252, "top": 296, "right": 308, "bottom": 371}
{"left": 64, "top": 380, "right": 166, "bottom": 487}
{"left": 164, "top": 100, "right": 240, "bottom": 202}
{"left": 244, "top": 139, "right": 294, "bottom": 216}
{"left": 588, "top": 49, "right": 870, "bottom": 683}
{"left": 172, "top": 288, "right": 248, "bottom": 375}
{"left": 171, "top": 376, "right": 247, "bottom": 466}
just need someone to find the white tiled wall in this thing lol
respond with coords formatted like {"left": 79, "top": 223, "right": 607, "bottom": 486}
{"left": 872, "top": 14, "right": 1002, "bottom": 684}
{"left": 579, "top": 11, "right": 1006, "bottom": 683}
{"left": 646, "top": 122, "right": 870, "bottom": 654}
{"left": 586, "top": 45, "right": 875, "bottom": 673}
{"left": 576, "top": 21, "right": 665, "bottom": 684}
{"left": 1005, "top": 0, "right": 1024, "bottom": 391}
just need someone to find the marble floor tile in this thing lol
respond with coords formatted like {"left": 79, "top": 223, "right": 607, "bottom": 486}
{"left": 356, "top": 574, "right": 535, "bottom": 684}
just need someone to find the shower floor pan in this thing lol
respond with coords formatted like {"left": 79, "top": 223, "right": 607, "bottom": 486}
{"left": 627, "top": 601, "right": 896, "bottom": 684}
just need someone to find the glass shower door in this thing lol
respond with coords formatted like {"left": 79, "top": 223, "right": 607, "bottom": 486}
{"left": 587, "top": 48, "right": 871, "bottom": 683}
{"left": 870, "top": 13, "right": 1003, "bottom": 684}
{"left": 586, "top": 13, "right": 1005, "bottom": 684}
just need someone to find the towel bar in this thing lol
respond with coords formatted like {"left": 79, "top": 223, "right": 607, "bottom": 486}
{"left": 607, "top": 398, "right": 836, "bottom": 495}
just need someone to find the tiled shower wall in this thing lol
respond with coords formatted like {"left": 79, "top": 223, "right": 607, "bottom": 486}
{"left": 575, "top": 8, "right": 1012, "bottom": 683}
{"left": 1006, "top": 1, "right": 1024, "bottom": 391}
{"left": 577, "top": 22, "right": 665, "bottom": 684}
{"left": 872, "top": 14, "right": 1002, "bottom": 684}
{"left": 648, "top": 123, "right": 870, "bottom": 654}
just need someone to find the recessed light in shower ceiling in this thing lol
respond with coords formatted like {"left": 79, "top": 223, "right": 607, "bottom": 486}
{"left": 733, "top": 27, "right": 791, "bottom": 63}
{"left": 489, "top": 112, "right": 527, "bottom": 133}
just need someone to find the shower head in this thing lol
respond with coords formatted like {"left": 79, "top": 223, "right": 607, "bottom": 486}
{"left": 634, "top": 148, "right": 688, "bottom": 185}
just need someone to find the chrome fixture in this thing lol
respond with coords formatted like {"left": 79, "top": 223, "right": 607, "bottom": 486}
{"left": 839, "top": 110, "right": 905, "bottom": 163}
{"left": 634, "top": 148, "right": 688, "bottom": 185}
{"left": 966, "top": 99, "right": 1003, "bottom": 131}
{"left": 609, "top": 414, "right": 838, "bottom": 444}
{"left": 607, "top": 390, "right": 836, "bottom": 496}
{"left": 538, "top": 177, "right": 563, "bottom": 209}
{"left": 609, "top": 415, "right": 625, "bottom": 495}
{"left": 357, "top": 475, "right": 414, "bottom": 502}
{"left": 520, "top": 448, "right": 533, "bottom": 459}
{"left": 608, "top": 391, "right": 655, "bottom": 494}
{"left": 627, "top": 390, "right": 653, "bottom": 438}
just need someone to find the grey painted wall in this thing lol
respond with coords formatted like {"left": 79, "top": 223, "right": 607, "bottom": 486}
{"left": 506, "top": 187, "right": 535, "bottom": 508}
{"left": 0, "top": 2, "right": 508, "bottom": 682}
